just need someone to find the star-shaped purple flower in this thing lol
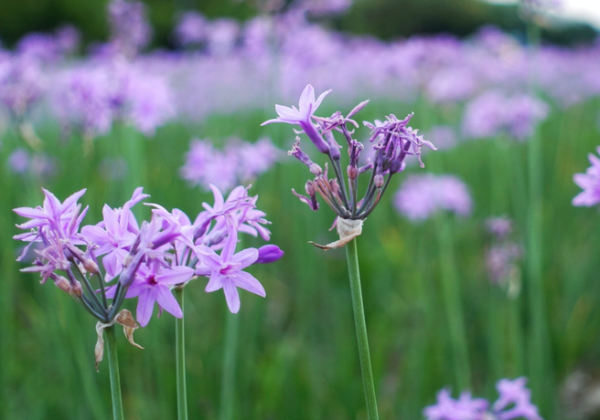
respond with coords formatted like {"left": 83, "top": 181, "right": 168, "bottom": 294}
{"left": 106, "top": 260, "right": 194, "bottom": 327}
{"left": 262, "top": 84, "right": 332, "bottom": 154}
{"left": 195, "top": 225, "right": 264, "bottom": 313}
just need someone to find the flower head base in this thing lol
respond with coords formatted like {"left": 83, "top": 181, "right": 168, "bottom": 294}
{"left": 263, "top": 84, "right": 436, "bottom": 229}
{"left": 572, "top": 146, "right": 600, "bottom": 207}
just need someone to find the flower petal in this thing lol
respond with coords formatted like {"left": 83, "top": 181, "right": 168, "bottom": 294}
{"left": 233, "top": 271, "right": 265, "bottom": 297}
{"left": 222, "top": 278, "right": 240, "bottom": 313}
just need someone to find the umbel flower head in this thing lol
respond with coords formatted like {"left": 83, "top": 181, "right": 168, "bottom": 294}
{"left": 262, "top": 84, "right": 436, "bottom": 246}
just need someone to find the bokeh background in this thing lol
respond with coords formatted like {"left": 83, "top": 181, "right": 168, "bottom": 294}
{"left": 1, "top": 0, "right": 600, "bottom": 419}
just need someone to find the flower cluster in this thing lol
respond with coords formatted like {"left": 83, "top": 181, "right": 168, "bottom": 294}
{"left": 262, "top": 84, "right": 436, "bottom": 222}
{"left": 180, "top": 137, "right": 281, "bottom": 192}
{"left": 14, "top": 186, "right": 283, "bottom": 327}
{"left": 572, "top": 146, "right": 600, "bottom": 207}
{"left": 394, "top": 174, "right": 472, "bottom": 221}
{"left": 424, "top": 377, "right": 542, "bottom": 420}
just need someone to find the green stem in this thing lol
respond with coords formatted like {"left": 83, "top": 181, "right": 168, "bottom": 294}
{"left": 525, "top": 21, "right": 551, "bottom": 409}
{"left": 219, "top": 311, "right": 239, "bottom": 420}
{"left": 105, "top": 325, "right": 125, "bottom": 420}
{"left": 175, "top": 288, "right": 188, "bottom": 420}
{"left": 345, "top": 238, "right": 379, "bottom": 420}
{"left": 436, "top": 216, "right": 471, "bottom": 390}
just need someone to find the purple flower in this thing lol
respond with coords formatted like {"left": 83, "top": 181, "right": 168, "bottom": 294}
{"left": 262, "top": 84, "right": 332, "bottom": 154}
{"left": 106, "top": 260, "right": 194, "bottom": 327}
{"left": 175, "top": 11, "right": 208, "bottom": 46}
{"left": 424, "top": 389, "right": 488, "bottom": 420}
{"left": 8, "top": 148, "right": 30, "bottom": 174}
{"left": 394, "top": 174, "right": 472, "bottom": 221}
{"left": 572, "top": 146, "right": 600, "bottom": 207}
{"left": 13, "top": 188, "right": 88, "bottom": 246}
{"left": 195, "top": 225, "right": 264, "bottom": 313}
{"left": 424, "top": 378, "right": 542, "bottom": 420}
{"left": 107, "top": 0, "right": 152, "bottom": 56}
{"left": 81, "top": 187, "right": 149, "bottom": 281}
{"left": 486, "top": 216, "right": 513, "bottom": 238}
{"left": 493, "top": 378, "right": 542, "bottom": 420}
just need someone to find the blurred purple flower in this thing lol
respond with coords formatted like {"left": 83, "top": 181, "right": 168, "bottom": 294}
{"left": 424, "top": 126, "right": 457, "bottom": 150}
{"left": 0, "top": 54, "right": 45, "bottom": 118}
{"left": 572, "top": 146, "right": 600, "bottom": 207}
{"left": 462, "top": 90, "right": 549, "bottom": 141}
{"left": 424, "top": 378, "right": 542, "bottom": 420}
{"left": 394, "top": 174, "right": 472, "bottom": 221}
{"left": 206, "top": 19, "right": 240, "bottom": 55}
{"left": 108, "top": 0, "right": 152, "bottom": 56}
{"left": 181, "top": 137, "right": 280, "bottom": 192}
{"left": 175, "top": 11, "right": 208, "bottom": 46}
{"left": 486, "top": 216, "right": 512, "bottom": 238}
{"left": 8, "top": 148, "right": 30, "bottom": 174}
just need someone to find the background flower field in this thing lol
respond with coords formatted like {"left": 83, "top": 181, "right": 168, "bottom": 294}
{"left": 1, "top": 0, "right": 600, "bottom": 419}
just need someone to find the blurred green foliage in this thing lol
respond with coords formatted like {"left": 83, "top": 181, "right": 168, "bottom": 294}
{"left": 1, "top": 95, "right": 600, "bottom": 419}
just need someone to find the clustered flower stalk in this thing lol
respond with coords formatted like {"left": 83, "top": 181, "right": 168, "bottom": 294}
{"left": 13, "top": 185, "right": 283, "bottom": 420}
{"left": 263, "top": 84, "right": 436, "bottom": 419}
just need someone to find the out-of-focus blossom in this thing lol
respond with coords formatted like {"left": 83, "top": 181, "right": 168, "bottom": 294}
{"left": 424, "top": 377, "right": 542, "bottom": 420}
{"left": 108, "top": 0, "right": 152, "bottom": 56}
{"left": 180, "top": 137, "right": 280, "bottom": 192}
{"left": 424, "top": 126, "right": 457, "bottom": 150}
{"left": 175, "top": 11, "right": 208, "bottom": 46}
{"left": 0, "top": 54, "right": 45, "bottom": 119}
{"left": 462, "top": 90, "right": 549, "bottom": 141}
{"left": 52, "top": 60, "right": 174, "bottom": 138}
{"left": 395, "top": 174, "right": 472, "bottom": 221}
{"left": 206, "top": 19, "right": 240, "bottom": 55}
{"left": 8, "top": 149, "right": 30, "bottom": 174}
{"left": 486, "top": 216, "right": 513, "bottom": 238}
{"left": 572, "top": 146, "right": 600, "bottom": 207}
{"left": 299, "top": 0, "right": 352, "bottom": 16}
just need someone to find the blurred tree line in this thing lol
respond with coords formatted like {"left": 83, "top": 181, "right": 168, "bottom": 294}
{"left": 0, "top": 0, "right": 596, "bottom": 48}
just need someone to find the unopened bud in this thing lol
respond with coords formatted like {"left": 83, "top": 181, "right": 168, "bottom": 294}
{"left": 71, "top": 281, "right": 83, "bottom": 297}
{"left": 54, "top": 276, "right": 72, "bottom": 293}
{"left": 347, "top": 165, "right": 358, "bottom": 180}
{"left": 83, "top": 259, "right": 100, "bottom": 275}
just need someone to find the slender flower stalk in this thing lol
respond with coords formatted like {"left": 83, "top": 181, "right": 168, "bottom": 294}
{"left": 524, "top": 19, "right": 551, "bottom": 410}
{"left": 105, "top": 325, "right": 125, "bottom": 420}
{"left": 345, "top": 238, "right": 379, "bottom": 420}
{"left": 174, "top": 287, "right": 188, "bottom": 420}
{"left": 219, "top": 312, "right": 239, "bottom": 420}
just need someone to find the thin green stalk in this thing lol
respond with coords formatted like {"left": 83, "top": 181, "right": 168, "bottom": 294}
{"left": 525, "top": 21, "right": 551, "bottom": 409}
{"left": 435, "top": 216, "right": 471, "bottom": 390}
{"left": 345, "top": 238, "right": 379, "bottom": 420}
{"left": 105, "top": 325, "right": 125, "bottom": 420}
{"left": 219, "top": 311, "right": 239, "bottom": 420}
{"left": 175, "top": 288, "right": 188, "bottom": 420}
